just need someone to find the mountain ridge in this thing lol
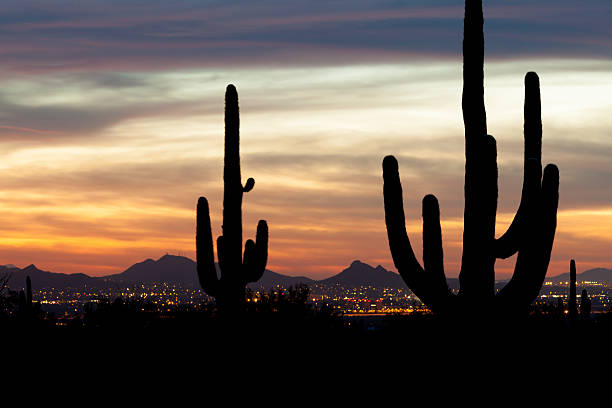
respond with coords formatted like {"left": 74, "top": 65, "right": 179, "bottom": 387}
{"left": 2, "top": 256, "right": 611, "bottom": 290}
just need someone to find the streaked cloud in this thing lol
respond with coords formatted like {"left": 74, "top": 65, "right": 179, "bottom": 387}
{"left": 0, "top": 1, "right": 611, "bottom": 280}
{"left": 0, "top": 0, "right": 610, "bottom": 76}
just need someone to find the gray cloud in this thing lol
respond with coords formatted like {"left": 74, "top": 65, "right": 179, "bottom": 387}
{"left": 0, "top": 0, "right": 609, "bottom": 76}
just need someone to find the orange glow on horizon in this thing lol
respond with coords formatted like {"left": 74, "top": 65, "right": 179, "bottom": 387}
{"left": 1, "top": 60, "right": 612, "bottom": 281}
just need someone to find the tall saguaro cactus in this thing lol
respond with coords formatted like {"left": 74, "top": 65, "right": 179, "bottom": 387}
{"left": 382, "top": 0, "right": 559, "bottom": 315}
{"left": 197, "top": 85, "right": 269, "bottom": 313}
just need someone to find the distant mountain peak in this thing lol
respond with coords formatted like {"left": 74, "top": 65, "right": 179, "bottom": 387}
{"left": 318, "top": 260, "right": 404, "bottom": 288}
{"left": 1, "top": 264, "right": 18, "bottom": 269}
{"left": 547, "top": 267, "right": 612, "bottom": 283}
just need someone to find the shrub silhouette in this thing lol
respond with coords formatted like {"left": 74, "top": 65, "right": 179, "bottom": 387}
{"left": 197, "top": 85, "right": 269, "bottom": 314}
{"left": 382, "top": 0, "right": 559, "bottom": 316}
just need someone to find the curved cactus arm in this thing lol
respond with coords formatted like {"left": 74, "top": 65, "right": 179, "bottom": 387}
{"left": 196, "top": 197, "right": 220, "bottom": 297}
{"left": 242, "top": 239, "right": 257, "bottom": 282}
{"left": 243, "top": 220, "right": 268, "bottom": 283}
{"left": 254, "top": 219, "right": 269, "bottom": 272}
{"left": 383, "top": 155, "right": 447, "bottom": 306}
{"left": 422, "top": 195, "right": 451, "bottom": 308}
{"left": 495, "top": 72, "right": 543, "bottom": 259}
{"left": 422, "top": 195, "right": 444, "bottom": 278}
{"left": 243, "top": 177, "right": 255, "bottom": 193}
{"left": 497, "top": 163, "right": 559, "bottom": 309}
{"left": 495, "top": 158, "right": 541, "bottom": 307}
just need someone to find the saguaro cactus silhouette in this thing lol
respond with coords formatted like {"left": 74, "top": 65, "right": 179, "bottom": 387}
{"left": 580, "top": 289, "right": 591, "bottom": 320}
{"left": 382, "top": 0, "right": 559, "bottom": 315}
{"left": 196, "top": 85, "right": 269, "bottom": 313}
{"left": 569, "top": 259, "right": 578, "bottom": 320}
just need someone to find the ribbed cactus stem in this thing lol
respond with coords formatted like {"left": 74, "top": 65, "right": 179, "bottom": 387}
{"left": 197, "top": 84, "right": 269, "bottom": 313}
{"left": 569, "top": 259, "right": 577, "bottom": 320}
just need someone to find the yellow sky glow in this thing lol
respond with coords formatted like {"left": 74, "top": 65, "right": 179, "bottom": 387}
{"left": 1, "top": 59, "right": 611, "bottom": 280}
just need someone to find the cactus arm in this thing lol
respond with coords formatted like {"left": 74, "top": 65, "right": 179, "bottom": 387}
{"left": 242, "top": 239, "right": 257, "bottom": 282}
{"left": 196, "top": 197, "right": 220, "bottom": 297}
{"left": 495, "top": 158, "right": 542, "bottom": 308}
{"left": 422, "top": 195, "right": 444, "bottom": 279}
{"left": 516, "top": 163, "right": 558, "bottom": 304}
{"left": 422, "top": 194, "right": 451, "bottom": 308}
{"left": 497, "top": 162, "right": 559, "bottom": 309}
{"left": 243, "top": 220, "right": 268, "bottom": 283}
{"left": 254, "top": 219, "right": 269, "bottom": 275}
{"left": 383, "top": 155, "right": 437, "bottom": 303}
{"left": 243, "top": 177, "right": 255, "bottom": 192}
{"left": 495, "top": 72, "right": 543, "bottom": 259}
{"left": 459, "top": 0, "right": 497, "bottom": 299}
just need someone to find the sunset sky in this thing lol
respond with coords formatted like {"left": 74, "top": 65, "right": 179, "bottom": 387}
{"left": 1, "top": 0, "right": 611, "bottom": 280}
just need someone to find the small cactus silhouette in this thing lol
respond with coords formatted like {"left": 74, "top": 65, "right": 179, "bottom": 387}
{"left": 26, "top": 275, "right": 32, "bottom": 309}
{"left": 18, "top": 275, "right": 32, "bottom": 311}
{"left": 580, "top": 289, "right": 591, "bottom": 320}
{"left": 197, "top": 85, "right": 269, "bottom": 313}
{"left": 569, "top": 259, "right": 578, "bottom": 321}
{"left": 382, "top": 0, "right": 559, "bottom": 315}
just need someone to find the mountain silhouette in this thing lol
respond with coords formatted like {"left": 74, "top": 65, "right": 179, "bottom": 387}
{"left": 5, "top": 256, "right": 609, "bottom": 291}
{"left": 546, "top": 268, "right": 612, "bottom": 283}
{"left": 248, "top": 270, "right": 314, "bottom": 289}
{"left": 318, "top": 260, "right": 405, "bottom": 288}
{"left": 106, "top": 254, "right": 199, "bottom": 286}
{"left": 1, "top": 256, "right": 297, "bottom": 290}
{"left": 0, "top": 264, "right": 100, "bottom": 290}
{"left": 1, "top": 257, "right": 408, "bottom": 290}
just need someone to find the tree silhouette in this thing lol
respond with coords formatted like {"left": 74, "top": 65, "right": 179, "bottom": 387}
{"left": 196, "top": 85, "right": 269, "bottom": 315}
{"left": 382, "top": 0, "right": 559, "bottom": 316}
